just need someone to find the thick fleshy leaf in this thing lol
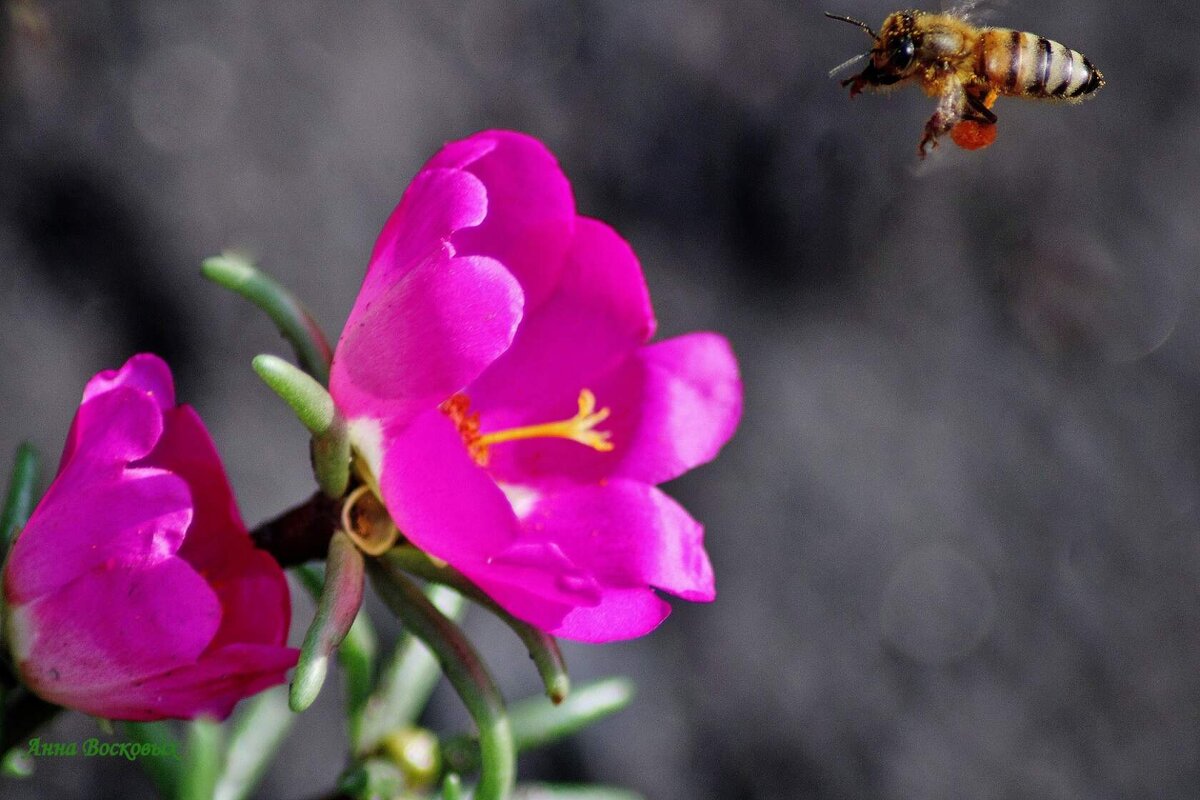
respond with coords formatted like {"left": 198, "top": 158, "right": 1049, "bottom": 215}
{"left": 427, "top": 130, "right": 575, "bottom": 310}
{"left": 332, "top": 252, "right": 523, "bottom": 433}
{"left": 467, "top": 217, "right": 655, "bottom": 426}
{"left": 10, "top": 558, "right": 222, "bottom": 706}
{"left": 483, "top": 332, "right": 742, "bottom": 487}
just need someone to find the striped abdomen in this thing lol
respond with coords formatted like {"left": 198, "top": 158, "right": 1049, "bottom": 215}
{"left": 977, "top": 29, "right": 1104, "bottom": 99}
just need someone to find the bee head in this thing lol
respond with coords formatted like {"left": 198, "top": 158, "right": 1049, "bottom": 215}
{"left": 827, "top": 10, "right": 918, "bottom": 95}
{"left": 871, "top": 12, "right": 918, "bottom": 77}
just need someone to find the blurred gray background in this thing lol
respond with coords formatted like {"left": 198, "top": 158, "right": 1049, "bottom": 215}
{"left": 3, "top": 1, "right": 1199, "bottom": 798}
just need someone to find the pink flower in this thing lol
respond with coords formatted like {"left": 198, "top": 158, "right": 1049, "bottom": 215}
{"left": 331, "top": 130, "right": 742, "bottom": 642}
{"left": 3, "top": 354, "right": 297, "bottom": 720}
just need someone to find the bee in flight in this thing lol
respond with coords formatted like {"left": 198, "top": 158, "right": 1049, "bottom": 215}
{"left": 826, "top": 8, "right": 1104, "bottom": 157}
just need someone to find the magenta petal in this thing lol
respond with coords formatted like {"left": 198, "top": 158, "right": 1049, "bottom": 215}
{"left": 331, "top": 252, "right": 523, "bottom": 432}
{"left": 5, "top": 388, "right": 191, "bottom": 604}
{"left": 427, "top": 130, "right": 575, "bottom": 310}
{"left": 484, "top": 332, "right": 742, "bottom": 487}
{"left": 60, "top": 384, "right": 165, "bottom": 477}
{"left": 4, "top": 468, "right": 191, "bottom": 604}
{"left": 83, "top": 644, "right": 298, "bottom": 722}
{"left": 149, "top": 406, "right": 246, "bottom": 572}
{"left": 11, "top": 558, "right": 222, "bottom": 713}
{"left": 521, "top": 480, "right": 715, "bottom": 601}
{"left": 466, "top": 217, "right": 656, "bottom": 424}
{"left": 610, "top": 332, "right": 742, "bottom": 484}
{"left": 551, "top": 588, "right": 673, "bottom": 643}
{"left": 378, "top": 409, "right": 522, "bottom": 564}
{"left": 377, "top": 413, "right": 600, "bottom": 629}
{"left": 202, "top": 549, "right": 293, "bottom": 651}
{"left": 555, "top": 217, "right": 654, "bottom": 343}
{"left": 146, "top": 406, "right": 290, "bottom": 647}
{"left": 460, "top": 538, "right": 602, "bottom": 632}
{"left": 61, "top": 354, "right": 176, "bottom": 470}
{"left": 424, "top": 132, "right": 498, "bottom": 173}
{"left": 5, "top": 354, "right": 296, "bottom": 721}
{"left": 363, "top": 167, "right": 489, "bottom": 298}
{"left": 80, "top": 353, "right": 176, "bottom": 409}
{"left": 470, "top": 480, "right": 711, "bottom": 642}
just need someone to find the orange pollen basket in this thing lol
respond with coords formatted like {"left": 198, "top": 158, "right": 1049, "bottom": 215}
{"left": 439, "top": 389, "right": 615, "bottom": 467}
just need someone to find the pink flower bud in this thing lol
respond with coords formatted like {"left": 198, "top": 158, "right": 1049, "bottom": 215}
{"left": 3, "top": 354, "right": 297, "bottom": 720}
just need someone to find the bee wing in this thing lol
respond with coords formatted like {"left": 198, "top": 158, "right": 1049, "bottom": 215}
{"left": 943, "top": 0, "right": 1004, "bottom": 22}
{"left": 828, "top": 52, "right": 868, "bottom": 79}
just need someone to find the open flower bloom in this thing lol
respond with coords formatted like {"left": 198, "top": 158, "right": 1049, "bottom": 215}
{"left": 331, "top": 130, "right": 742, "bottom": 642}
{"left": 3, "top": 354, "right": 297, "bottom": 720}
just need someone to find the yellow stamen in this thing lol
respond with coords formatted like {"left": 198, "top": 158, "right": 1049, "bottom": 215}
{"left": 440, "top": 389, "right": 614, "bottom": 467}
{"left": 480, "top": 389, "right": 614, "bottom": 451}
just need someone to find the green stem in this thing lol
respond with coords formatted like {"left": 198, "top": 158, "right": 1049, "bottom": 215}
{"left": 178, "top": 718, "right": 223, "bottom": 800}
{"left": 385, "top": 547, "right": 570, "bottom": 703}
{"left": 201, "top": 254, "right": 332, "bottom": 386}
{"left": 441, "top": 773, "right": 464, "bottom": 800}
{"left": 340, "top": 613, "right": 378, "bottom": 745}
{"left": 355, "top": 584, "right": 466, "bottom": 755}
{"left": 441, "top": 678, "right": 634, "bottom": 776}
{"left": 367, "top": 560, "right": 514, "bottom": 800}
{"left": 125, "top": 722, "right": 183, "bottom": 797}
{"left": 214, "top": 687, "right": 295, "bottom": 800}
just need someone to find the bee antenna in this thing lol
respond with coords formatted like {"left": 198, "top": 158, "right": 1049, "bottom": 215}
{"left": 824, "top": 12, "right": 877, "bottom": 39}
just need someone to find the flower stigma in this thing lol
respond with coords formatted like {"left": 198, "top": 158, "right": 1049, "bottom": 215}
{"left": 440, "top": 389, "right": 615, "bottom": 467}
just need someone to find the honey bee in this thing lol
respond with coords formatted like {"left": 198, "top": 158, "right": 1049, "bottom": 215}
{"left": 827, "top": 9, "right": 1104, "bottom": 157}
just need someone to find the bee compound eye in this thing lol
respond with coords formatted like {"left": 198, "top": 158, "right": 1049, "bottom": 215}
{"left": 891, "top": 38, "right": 916, "bottom": 70}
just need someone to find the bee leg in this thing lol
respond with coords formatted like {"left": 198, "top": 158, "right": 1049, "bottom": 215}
{"left": 918, "top": 109, "right": 960, "bottom": 158}
{"left": 918, "top": 83, "right": 968, "bottom": 158}
{"left": 962, "top": 91, "right": 997, "bottom": 124}
{"left": 841, "top": 74, "right": 868, "bottom": 97}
